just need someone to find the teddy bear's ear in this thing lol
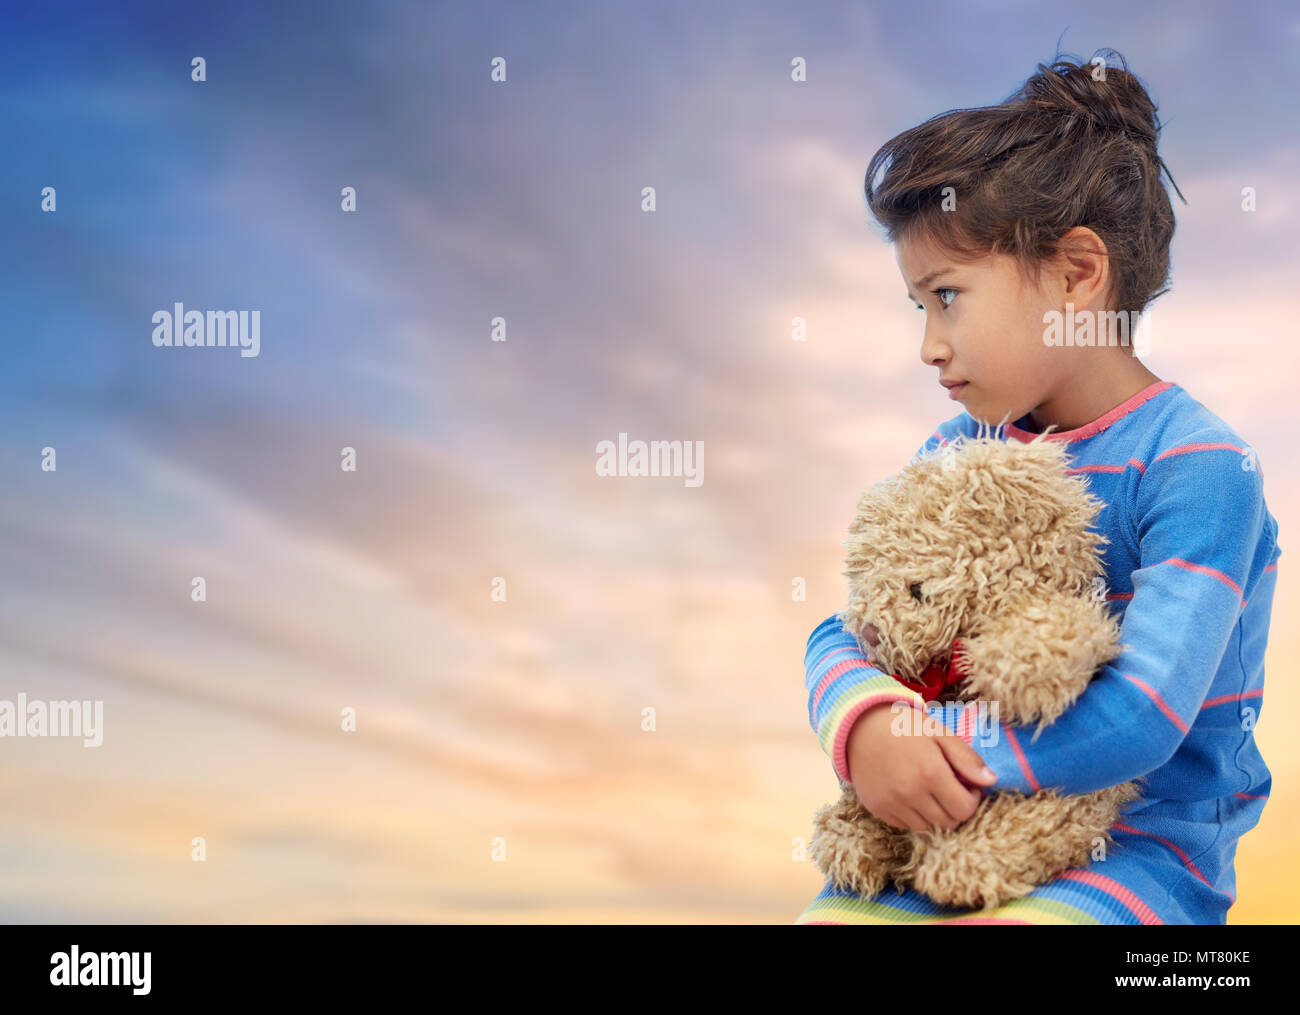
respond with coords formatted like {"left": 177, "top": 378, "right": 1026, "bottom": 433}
{"left": 847, "top": 476, "right": 901, "bottom": 535}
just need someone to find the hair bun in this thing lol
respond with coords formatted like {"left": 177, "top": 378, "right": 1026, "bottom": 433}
{"left": 1018, "top": 49, "right": 1160, "bottom": 145}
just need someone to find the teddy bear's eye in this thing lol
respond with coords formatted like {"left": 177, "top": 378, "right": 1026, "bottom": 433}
{"left": 909, "top": 582, "right": 925, "bottom": 602}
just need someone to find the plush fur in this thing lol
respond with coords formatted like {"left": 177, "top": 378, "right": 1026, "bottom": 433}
{"left": 809, "top": 428, "right": 1145, "bottom": 911}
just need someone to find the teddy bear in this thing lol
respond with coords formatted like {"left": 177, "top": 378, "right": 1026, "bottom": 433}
{"left": 809, "top": 429, "right": 1145, "bottom": 912}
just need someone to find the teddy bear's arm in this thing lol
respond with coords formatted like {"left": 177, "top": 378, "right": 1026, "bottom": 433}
{"left": 956, "top": 592, "right": 1123, "bottom": 727}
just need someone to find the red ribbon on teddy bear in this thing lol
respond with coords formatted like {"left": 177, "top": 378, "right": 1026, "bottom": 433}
{"left": 877, "top": 637, "right": 970, "bottom": 702}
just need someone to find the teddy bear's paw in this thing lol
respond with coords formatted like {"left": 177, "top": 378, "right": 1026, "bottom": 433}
{"left": 827, "top": 863, "right": 893, "bottom": 899}
{"left": 956, "top": 595, "right": 1123, "bottom": 727}
{"left": 809, "top": 791, "right": 913, "bottom": 895}
{"left": 907, "top": 787, "right": 1140, "bottom": 911}
{"left": 959, "top": 654, "right": 1075, "bottom": 728}
{"left": 911, "top": 850, "right": 1038, "bottom": 912}
{"left": 1061, "top": 782, "right": 1146, "bottom": 858}
{"left": 1108, "top": 779, "right": 1145, "bottom": 812}
{"left": 809, "top": 827, "right": 893, "bottom": 898}
{"left": 905, "top": 816, "right": 1048, "bottom": 912}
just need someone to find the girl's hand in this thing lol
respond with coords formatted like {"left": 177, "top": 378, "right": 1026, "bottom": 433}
{"left": 845, "top": 702, "right": 997, "bottom": 832}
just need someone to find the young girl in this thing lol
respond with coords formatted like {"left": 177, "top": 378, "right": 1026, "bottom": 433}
{"left": 797, "top": 50, "right": 1279, "bottom": 925}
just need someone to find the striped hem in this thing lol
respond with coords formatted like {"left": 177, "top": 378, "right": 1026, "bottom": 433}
{"left": 794, "top": 868, "right": 1163, "bottom": 925}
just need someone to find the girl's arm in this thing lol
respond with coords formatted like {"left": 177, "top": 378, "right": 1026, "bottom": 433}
{"left": 927, "top": 432, "right": 1277, "bottom": 796}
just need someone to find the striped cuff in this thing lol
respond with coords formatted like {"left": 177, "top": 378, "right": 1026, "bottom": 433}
{"left": 822, "top": 674, "right": 927, "bottom": 785}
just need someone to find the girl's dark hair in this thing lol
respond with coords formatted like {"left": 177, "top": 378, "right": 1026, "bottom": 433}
{"left": 865, "top": 48, "right": 1186, "bottom": 316}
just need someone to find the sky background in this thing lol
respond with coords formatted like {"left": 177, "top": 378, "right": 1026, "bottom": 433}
{"left": 0, "top": 0, "right": 1296, "bottom": 923}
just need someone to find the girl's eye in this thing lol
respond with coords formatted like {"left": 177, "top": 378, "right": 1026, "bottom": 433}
{"left": 915, "top": 288, "right": 958, "bottom": 311}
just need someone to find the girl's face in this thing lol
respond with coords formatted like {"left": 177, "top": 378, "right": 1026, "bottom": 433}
{"left": 896, "top": 231, "right": 1072, "bottom": 428}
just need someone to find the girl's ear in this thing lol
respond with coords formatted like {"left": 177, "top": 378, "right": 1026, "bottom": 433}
{"left": 955, "top": 592, "right": 1123, "bottom": 729}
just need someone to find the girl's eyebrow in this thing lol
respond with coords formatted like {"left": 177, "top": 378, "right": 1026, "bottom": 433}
{"left": 905, "top": 267, "right": 957, "bottom": 302}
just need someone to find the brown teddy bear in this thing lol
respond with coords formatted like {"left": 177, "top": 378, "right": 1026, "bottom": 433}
{"left": 809, "top": 431, "right": 1145, "bottom": 911}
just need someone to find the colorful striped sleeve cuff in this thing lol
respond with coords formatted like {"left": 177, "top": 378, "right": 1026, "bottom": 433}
{"left": 805, "top": 613, "right": 927, "bottom": 785}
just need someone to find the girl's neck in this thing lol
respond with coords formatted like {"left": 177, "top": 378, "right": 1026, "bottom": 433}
{"left": 1027, "top": 360, "right": 1162, "bottom": 434}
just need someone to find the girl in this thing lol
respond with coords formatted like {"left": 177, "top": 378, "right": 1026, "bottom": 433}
{"left": 798, "top": 50, "right": 1279, "bottom": 925}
